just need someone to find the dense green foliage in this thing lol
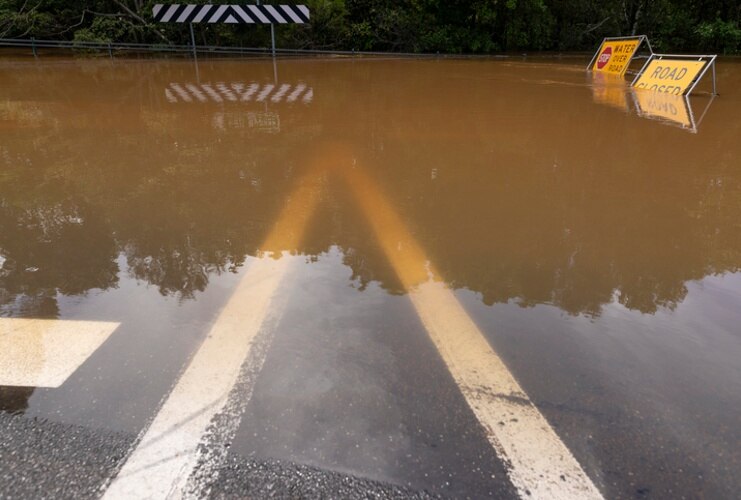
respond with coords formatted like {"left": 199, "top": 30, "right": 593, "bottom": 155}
{"left": 1, "top": 0, "right": 739, "bottom": 53}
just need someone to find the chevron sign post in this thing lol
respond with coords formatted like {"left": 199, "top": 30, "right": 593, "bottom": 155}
{"left": 152, "top": 4, "right": 309, "bottom": 24}
{"left": 153, "top": 4, "right": 310, "bottom": 56}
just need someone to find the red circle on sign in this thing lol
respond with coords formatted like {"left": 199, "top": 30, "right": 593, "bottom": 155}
{"left": 597, "top": 46, "right": 612, "bottom": 69}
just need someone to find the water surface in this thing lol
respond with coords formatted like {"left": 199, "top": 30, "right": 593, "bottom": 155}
{"left": 1, "top": 55, "right": 739, "bottom": 498}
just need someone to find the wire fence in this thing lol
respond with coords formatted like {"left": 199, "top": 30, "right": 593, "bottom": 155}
{"left": 1, "top": 37, "right": 609, "bottom": 63}
{"left": 0, "top": 37, "right": 448, "bottom": 58}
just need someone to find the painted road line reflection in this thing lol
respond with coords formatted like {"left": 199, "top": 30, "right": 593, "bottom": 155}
{"left": 337, "top": 151, "right": 604, "bottom": 500}
{"left": 103, "top": 172, "right": 324, "bottom": 500}
{"left": 0, "top": 318, "right": 120, "bottom": 388}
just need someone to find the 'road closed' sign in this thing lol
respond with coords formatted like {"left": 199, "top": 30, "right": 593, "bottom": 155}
{"left": 633, "top": 58, "right": 707, "bottom": 95}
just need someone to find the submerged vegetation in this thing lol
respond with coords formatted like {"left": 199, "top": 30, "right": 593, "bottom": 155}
{"left": 0, "top": 0, "right": 739, "bottom": 54}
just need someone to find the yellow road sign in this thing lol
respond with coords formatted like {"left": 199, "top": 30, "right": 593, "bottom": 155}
{"left": 633, "top": 58, "right": 707, "bottom": 95}
{"left": 591, "top": 38, "right": 642, "bottom": 75}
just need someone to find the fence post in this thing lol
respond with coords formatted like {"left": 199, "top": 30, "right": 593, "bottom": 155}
{"left": 31, "top": 37, "right": 37, "bottom": 57}
{"left": 108, "top": 42, "right": 113, "bottom": 59}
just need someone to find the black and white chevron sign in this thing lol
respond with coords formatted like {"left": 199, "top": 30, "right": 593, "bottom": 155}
{"left": 165, "top": 81, "right": 313, "bottom": 104}
{"left": 153, "top": 4, "right": 310, "bottom": 24}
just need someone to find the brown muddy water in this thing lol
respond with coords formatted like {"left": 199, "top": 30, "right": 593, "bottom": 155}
{"left": 0, "top": 55, "right": 740, "bottom": 499}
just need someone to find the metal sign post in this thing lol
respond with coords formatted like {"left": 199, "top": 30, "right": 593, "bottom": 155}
{"left": 189, "top": 21, "right": 197, "bottom": 60}
{"left": 255, "top": 0, "right": 276, "bottom": 57}
{"left": 271, "top": 24, "right": 276, "bottom": 57}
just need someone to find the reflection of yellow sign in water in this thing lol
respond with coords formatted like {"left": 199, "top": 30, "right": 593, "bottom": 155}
{"left": 592, "top": 38, "right": 642, "bottom": 75}
{"left": 634, "top": 90, "right": 693, "bottom": 128}
{"left": 633, "top": 58, "right": 706, "bottom": 95}
{"left": 591, "top": 72, "right": 629, "bottom": 111}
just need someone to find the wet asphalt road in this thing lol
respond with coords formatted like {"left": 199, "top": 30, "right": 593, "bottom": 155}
{"left": 1, "top": 55, "right": 741, "bottom": 498}
{"left": 2, "top": 252, "right": 739, "bottom": 498}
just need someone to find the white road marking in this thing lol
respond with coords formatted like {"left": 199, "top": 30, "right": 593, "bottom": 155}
{"left": 339, "top": 151, "right": 604, "bottom": 500}
{"left": 0, "top": 318, "right": 119, "bottom": 388}
{"left": 102, "top": 142, "right": 602, "bottom": 498}
{"left": 408, "top": 283, "right": 603, "bottom": 499}
{"left": 181, "top": 290, "right": 289, "bottom": 499}
{"left": 103, "top": 172, "right": 324, "bottom": 499}
{"left": 103, "top": 256, "right": 292, "bottom": 499}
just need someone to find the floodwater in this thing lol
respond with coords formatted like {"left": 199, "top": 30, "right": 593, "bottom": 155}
{"left": 1, "top": 55, "right": 740, "bottom": 498}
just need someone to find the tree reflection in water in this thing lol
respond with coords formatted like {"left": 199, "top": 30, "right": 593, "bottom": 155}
{"left": 1, "top": 58, "right": 739, "bottom": 317}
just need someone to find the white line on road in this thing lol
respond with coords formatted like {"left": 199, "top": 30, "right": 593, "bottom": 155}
{"left": 102, "top": 256, "right": 294, "bottom": 499}
{"left": 0, "top": 318, "right": 120, "bottom": 388}
{"left": 409, "top": 282, "right": 603, "bottom": 499}
{"left": 341, "top": 151, "right": 604, "bottom": 500}
{"left": 102, "top": 142, "right": 603, "bottom": 498}
{"left": 103, "top": 172, "right": 323, "bottom": 499}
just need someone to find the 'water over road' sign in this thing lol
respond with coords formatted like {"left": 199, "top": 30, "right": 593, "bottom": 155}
{"left": 589, "top": 36, "right": 648, "bottom": 76}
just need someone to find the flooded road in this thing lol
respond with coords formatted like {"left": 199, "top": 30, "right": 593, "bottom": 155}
{"left": 1, "top": 55, "right": 740, "bottom": 498}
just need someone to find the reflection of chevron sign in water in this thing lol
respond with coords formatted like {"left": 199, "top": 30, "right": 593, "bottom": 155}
{"left": 153, "top": 4, "right": 309, "bottom": 24}
{"left": 165, "top": 82, "right": 313, "bottom": 104}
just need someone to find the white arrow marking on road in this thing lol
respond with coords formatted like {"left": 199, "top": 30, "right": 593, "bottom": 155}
{"left": 0, "top": 318, "right": 120, "bottom": 388}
